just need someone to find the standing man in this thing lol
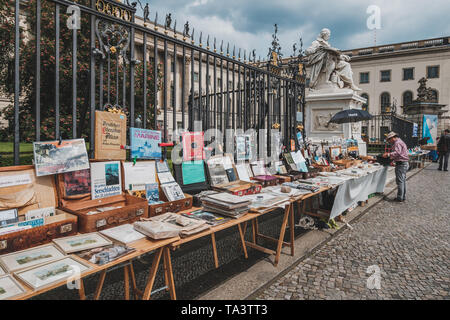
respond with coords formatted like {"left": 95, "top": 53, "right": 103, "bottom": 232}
{"left": 383, "top": 132, "right": 409, "bottom": 202}
{"left": 437, "top": 129, "right": 450, "bottom": 171}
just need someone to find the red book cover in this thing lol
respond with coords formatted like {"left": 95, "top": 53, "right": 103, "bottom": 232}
{"left": 182, "top": 132, "right": 205, "bottom": 161}
{"left": 63, "top": 169, "right": 91, "bottom": 197}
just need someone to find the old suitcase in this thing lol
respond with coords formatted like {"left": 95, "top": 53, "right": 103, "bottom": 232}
{"left": 250, "top": 175, "right": 282, "bottom": 187}
{"left": 212, "top": 180, "right": 262, "bottom": 196}
{"left": 56, "top": 172, "right": 148, "bottom": 233}
{"left": 148, "top": 192, "right": 193, "bottom": 217}
{"left": 0, "top": 166, "right": 78, "bottom": 254}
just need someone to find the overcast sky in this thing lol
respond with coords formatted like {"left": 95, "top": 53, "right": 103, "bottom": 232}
{"left": 134, "top": 0, "right": 450, "bottom": 59}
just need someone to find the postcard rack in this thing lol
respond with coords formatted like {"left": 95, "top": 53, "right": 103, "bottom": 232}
{"left": 0, "top": 166, "right": 78, "bottom": 254}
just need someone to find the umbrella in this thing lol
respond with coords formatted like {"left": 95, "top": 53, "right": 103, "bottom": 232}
{"left": 328, "top": 109, "right": 373, "bottom": 124}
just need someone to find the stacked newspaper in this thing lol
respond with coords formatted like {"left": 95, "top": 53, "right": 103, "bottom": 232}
{"left": 134, "top": 213, "right": 210, "bottom": 239}
{"left": 201, "top": 193, "right": 251, "bottom": 219}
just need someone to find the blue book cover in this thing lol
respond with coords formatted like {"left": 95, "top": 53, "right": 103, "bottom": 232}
{"left": 130, "top": 128, "right": 162, "bottom": 160}
{"left": 145, "top": 183, "right": 160, "bottom": 205}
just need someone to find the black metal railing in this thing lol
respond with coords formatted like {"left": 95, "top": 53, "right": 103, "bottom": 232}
{"left": 2, "top": 0, "right": 305, "bottom": 165}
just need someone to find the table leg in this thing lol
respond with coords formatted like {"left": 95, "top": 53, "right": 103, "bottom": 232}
{"left": 129, "top": 262, "right": 141, "bottom": 300}
{"left": 289, "top": 204, "right": 295, "bottom": 256}
{"left": 142, "top": 247, "right": 164, "bottom": 300}
{"left": 211, "top": 233, "right": 219, "bottom": 269}
{"left": 254, "top": 217, "right": 259, "bottom": 238}
{"left": 124, "top": 265, "right": 130, "bottom": 300}
{"left": 275, "top": 204, "right": 291, "bottom": 267}
{"left": 78, "top": 279, "right": 86, "bottom": 300}
{"left": 251, "top": 220, "right": 257, "bottom": 244}
{"left": 93, "top": 270, "right": 107, "bottom": 300}
{"left": 237, "top": 223, "right": 248, "bottom": 259}
{"left": 163, "top": 247, "right": 177, "bottom": 300}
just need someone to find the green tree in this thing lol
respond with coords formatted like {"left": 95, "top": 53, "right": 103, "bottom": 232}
{"left": 0, "top": 0, "right": 162, "bottom": 142}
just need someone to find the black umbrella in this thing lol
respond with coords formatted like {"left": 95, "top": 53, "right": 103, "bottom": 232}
{"left": 328, "top": 109, "right": 373, "bottom": 124}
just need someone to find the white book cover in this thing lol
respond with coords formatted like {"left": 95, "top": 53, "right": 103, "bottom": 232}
{"left": 91, "top": 161, "right": 122, "bottom": 200}
{"left": 123, "top": 161, "right": 156, "bottom": 191}
{"left": 162, "top": 182, "right": 185, "bottom": 202}
{"left": 235, "top": 164, "right": 251, "bottom": 182}
{"left": 100, "top": 224, "right": 146, "bottom": 245}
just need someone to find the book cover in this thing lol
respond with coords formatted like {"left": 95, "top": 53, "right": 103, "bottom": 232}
{"left": 130, "top": 128, "right": 162, "bottom": 160}
{"left": 145, "top": 183, "right": 160, "bottom": 205}
{"left": 94, "top": 111, "right": 126, "bottom": 160}
{"left": 162, "top": 183, "right": 185, "bottom": 202}
{"left": 226, "top": 168, "right": 237, "bottom": 182}
{"left": 182, "top": 132, "right": 205, "bottom": 161}
{"left": 33, "top": 139, "right": 90, "bottom": 177}
{"left": 63, "top": 169, "right": 91, "bottom": 197}
{"left": 182, "top": 161, "right": 206, "bottom": 185}
{"left": 90, "top": 161, "right": 122, "bottom": 200}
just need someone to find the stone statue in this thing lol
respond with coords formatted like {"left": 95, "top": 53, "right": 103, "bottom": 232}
{"left": 305, "top": 28, "right": 361, "bottom": 92}
{"left": 165, "top": 13, "right": 172, "bottom": 29}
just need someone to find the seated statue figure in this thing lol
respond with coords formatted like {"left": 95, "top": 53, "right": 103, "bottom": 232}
{"left": 305, "top": 28, "right": 361, "bottom": 92}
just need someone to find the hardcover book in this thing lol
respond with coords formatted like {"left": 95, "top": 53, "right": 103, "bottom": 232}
{"left": 182, "top": 132, "right": 205, "bottom": 161}
{"left": 90, "top": 161, "right": 122, "bottom": 200}
{"left": 145, "top": 183, "right": 160, "bottom": 205}
{"left": 94, "top": 110, "right": 127, "bottom": 160}
{"left": 63, "top": 169, "right": 91, "bottom": 198}
{"left": 130, "top": 128, "right": 162, "bottom": 160}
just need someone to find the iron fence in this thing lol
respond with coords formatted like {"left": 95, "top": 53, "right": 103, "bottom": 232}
{"left": 4, "top": 0, "right": 305, "bottom": 165}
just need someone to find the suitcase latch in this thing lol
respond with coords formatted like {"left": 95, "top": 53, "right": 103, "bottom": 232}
{"left": 136, "top": 209, "right": 144, "bottom": 216}
{"left": 60, "top": 224, "right": 72, "bottom": 234}
{"left": 0, "top": 240, "right": 6, "bottom": 250}
{"left": 96, "top": 219, "right": 107, "bottom": 228}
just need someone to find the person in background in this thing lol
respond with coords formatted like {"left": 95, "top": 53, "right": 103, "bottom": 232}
{"left": 383, "top": 132, "right": 409, "bottom": 202}
{"left": 437, "top": 129, "right": 450, "bottom": 171}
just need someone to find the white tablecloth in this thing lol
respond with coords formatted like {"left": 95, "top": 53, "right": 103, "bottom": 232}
{"left": 330, "top": 167, "right": 388, "bottom": 219}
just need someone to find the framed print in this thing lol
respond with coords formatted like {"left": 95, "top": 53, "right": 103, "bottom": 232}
{"left": 0, "top": 244, "right": 66, "bottom": 273}
{"left": 15, "top": 257, "right": 91, "bottom": 290}
{"left": 33, "top": 139, "right": 90, "bottom": 177}
{"left": 0, "top": 275, "right": 26, "bottom": 300}
{"left": 329, "top": 146, "right": 342, "bottom": 160}
{"left": 53, "top": 233, "right": 112, "bottom": 254}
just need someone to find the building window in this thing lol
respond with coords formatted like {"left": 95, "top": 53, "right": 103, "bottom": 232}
{"left": 403, "top": 68, "right": 414, "bottom": 81}
{"left": 361, "top": 93, "right": 369, "bottom": 111}
{"left": 380, "top": 92, "right": 391, "bottom": 113}
{"left": 217, "top": 78, "right": 222, "bottom": 89}
{"left": 360, "top": 72, "right": 370, "bottom": 84}
{"left": 427, "top": 66, "right": 440, "bottom": 79}
{"left": 402, "top": 91, "right": 413, "bottom": 106}
{"left": 194, "top": 72, "right": 199, "bottom": 82}
{"left": 380, "top": 70, "right": 391, "bottom": 82}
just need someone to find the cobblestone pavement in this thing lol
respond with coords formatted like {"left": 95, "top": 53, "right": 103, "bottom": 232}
{"left": 255, "top": 165, "right": 450, "bottom": 300}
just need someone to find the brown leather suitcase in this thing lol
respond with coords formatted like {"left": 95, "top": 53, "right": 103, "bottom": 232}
{"left": 0, "top": 166, "right": 78, "bottom": 254}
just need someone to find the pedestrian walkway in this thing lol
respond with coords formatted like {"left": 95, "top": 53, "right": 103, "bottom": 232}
{"left": 254, "top": 164, "right": 450, "bottom": 300}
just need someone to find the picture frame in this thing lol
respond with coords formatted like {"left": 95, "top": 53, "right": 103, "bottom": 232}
{"left": 15, "top": 256, "right": 91, "bottom": 291}
{"left": 329, "top": 146, "right": 342, "bottom": 160}
{"left": 0, "top": 243, "right": 66, "bottom": 273}
{"left": 0, "top": 275, "right": 26, "bottom": 300}
{"left": 52, "top": 232, "right": 113, "bottom": 254}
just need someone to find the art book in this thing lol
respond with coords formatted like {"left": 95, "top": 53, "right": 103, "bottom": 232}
{"left": 162, "top": 182, "right": 185, "bottom": 202}
{"left": 63, "top": 169, "right": 91, "bottom": 197}
{"left": 130, "top": 128, "right": 162, "bottom": 160}
{"left": 33, "top": 139, "right": 90, "bottom": 177}
{"left": 90, "top": 162, "right": 122, "bottom": 200}
{"left": 94, "top": 110, "right": 127, "bottom": 160}
{"left": 182, "top": 132, "right": 205, "bottom": 161}
{"left": 145, "top": 183, "right": 160, "bottom": 205}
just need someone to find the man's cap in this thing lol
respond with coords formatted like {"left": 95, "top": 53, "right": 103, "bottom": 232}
{"left": 386, "top": 132, "right": 398, "bottom": 140}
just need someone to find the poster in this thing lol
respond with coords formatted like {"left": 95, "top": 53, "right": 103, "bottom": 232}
{"left": 182, "top": 161, "right": 206, "bottom": 185}
{"left": 123, "top": 161, "right": 156, "bottom": 191}
{"left": 90, "top": 162, "right": 122, "bottom": 200}
{"left": 33, "top": 139, "right": 90, "bottom": 177}
{"left": 236, "top": 135, "right": 253, "bottom": 161}
{"left": 412, "top": 123, "right": 418, "bottom": 138}
{"left": 422, "top": 115, "right": 438, "bottom": 145}
{"left": 94, "top": 111, "right": 126, "bottom": 160}
{"left": 182, "top": 132, "right": 205, "bottom": 161}
{"left": 130, "top": 128, "right": 162, "bottom": 160}
{"left": 63, "top": 169, "right": 91, "bottom": 197}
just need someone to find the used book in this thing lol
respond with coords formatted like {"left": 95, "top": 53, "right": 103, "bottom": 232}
{"left": 99, "top": 223, "right": 146, "bottom": 245}
{"left": 94, "top": 110, "right": 127, "bottom": 160}
{"left": 90, "top": 161, "right": 122, "bottom": 200}
{"left": 130, "top": 128, "right": 162, "bottom": 160}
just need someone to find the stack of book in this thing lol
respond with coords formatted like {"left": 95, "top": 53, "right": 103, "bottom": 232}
{"left": 201, "top": 193, "right": 251, "bottom": 219}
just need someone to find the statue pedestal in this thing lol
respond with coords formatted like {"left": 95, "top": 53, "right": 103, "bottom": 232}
{"left": 305, "top": 89, "right": 367, "bottom": 148}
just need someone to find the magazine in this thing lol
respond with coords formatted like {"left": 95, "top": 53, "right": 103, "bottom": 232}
{"left": 77, "top": 244, "right": 135, "bottom": 266}
{"left": 182, "top": 132, "right": 205, "bottom": 161}
{"left": 130, "top": 128, "right": 162, "bottom": 160}
{"left": 145, "top": 183, "right": 160, "bottom": 204}
{"left": 33, "top": 139, "right": 90, "bottom": 177}
{"left": 63, "top": 169, "right": 91, "bottom": 197}
{"left": 90, "top": 162, "right": 122, "bottom": 200}
{"left": 182, "top": 210, "right": 230, "bottom": 226}
{"left": 162, "top": 182, "right": 185, "bottom": 202}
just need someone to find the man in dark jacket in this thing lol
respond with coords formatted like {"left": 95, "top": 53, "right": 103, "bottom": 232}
{"left": 437, "top": 129, "right": 450, "bottom": 171}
